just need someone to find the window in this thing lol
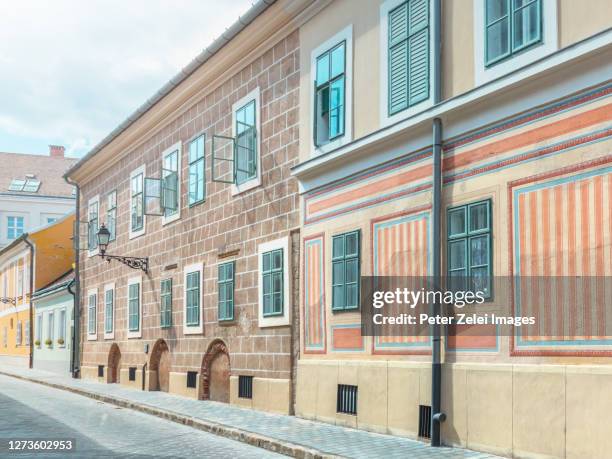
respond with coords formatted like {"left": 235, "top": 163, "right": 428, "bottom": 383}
{"left": 314, "top": 41, "right": 346, "bottom": 146}
{"left": 23, "top": 179, "right": 41, "bottom": 192}
{"left": 160, "top": 278, "right": 172, "bottom": 328}
{"left": 36, "top": 315, "right": 42, "bottom": 344}
{"left": 485, "top": 0, "right": 542, "bottom": 66}
{"left": 218, "top": 262, "right": 234, "bottom": 321}
{"left": 47, "top": 311, "right": 54, "bottom": 343}
{"left": 262, "top": 249, "right": 283, "bottom": 317}
{"left": 104, "top": 287, "right": 114, "bottom": 335}
{"left": 185, "top": 272, "right": 200, "bottom": 327}
{"left": 188, "top": 134, "right": 206, "bottom": 205}
{"left": 17, "top": 268, "right": 23, "bottom": 297}
{"left": 87, "top": 292, "right": 96, "bottom": 336}
{"left": 447, "top": 199, "right": 492, "bottom": 297}
{"left": 16, "top": 320, "right": 21, "bottom": 345}
{"left": 130, "top": 168, "right": 144, "bottom": 234}
{"left": 239, "top": 375, "right": 253, "bottom": 399}
{"left": 186, "top": 371, "right": 197, "bottom": 388}
{"left": 7, "top": 216, "right": 24, "bottom": 240}
{"left": 337, "top": 384, "right": 358, "bottom": 415}
{"left": 387, "top": 0, "right": 430, "bottom": 116}
{"left": 107, "top": 191, "right": 117, "bottom": 241}
{"left": 58, "top": 309, "right": 66, "bottom": 345}
{"left": 8, "top": 179, "right": 26, "bottom": 191}
{"left": 332, "top": 230, "right": 360, "bottom": 311}
{"left": 235, "top": 100, "right": 257, "bottom": 185}
{"left": 88, "top": 197, "right": 99, "bottom": 250}
{"left": 128, "top": 282, "right": 140, "bottom": 333}
{"left": 162, "top": 147, "right": 180, "bottom": 220}
{"left": 25, "top": 320, "right": 30, "bottom": 346}
{"left": 46, "top": 217, "right": 58, "bottom": 224}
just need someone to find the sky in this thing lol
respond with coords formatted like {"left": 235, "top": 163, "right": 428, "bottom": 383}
{"left": 0, "top": 0, "right": 253, "bottom": 158}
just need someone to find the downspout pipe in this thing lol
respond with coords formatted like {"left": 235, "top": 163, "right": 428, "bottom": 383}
{"left": 67, "top": 278, "right": 76, "bottom": 373}
{"left": 24, "top": 237, "right": 35, "bottom": 370}
{"left": 65, "top": 176, "right": 81, "bottom": 378}
{"left": 431, "top": 0, "right": 444, "bottom": 447}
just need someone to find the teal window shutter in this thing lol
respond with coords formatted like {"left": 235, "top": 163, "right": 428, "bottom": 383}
{"left": 331, "top": 230, "right": 360, "bottom": 311}
{"left": 485, "top": 0, "right": 542, "bottom": 66}
{"left": 388, "top": 0, "right": 430, "bottom": 116}
{"left": 188, "top": 134, "right": 206, "bottom": 205}
{"left": 186, "top": 272, "right": 200, "bottom": 326}
{"left": 128, "top": 283, "right": 140, "bottom": 331}
{"left": 160, "top": 279, "right": 172, "bottom": 328}
{"left": 447, "top": 200, "right": 492, "bottom": 297}
{"left": 262, "top": 249, "right": 284, "bottom": 316}
{"left": 104, "top": 289, "right": 113, "bottom": 333}
{"left": 218, "top": 262, "right": 235, "bottom": 321}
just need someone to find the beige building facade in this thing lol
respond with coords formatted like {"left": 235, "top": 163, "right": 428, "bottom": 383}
{"left": 293, "top": 1, "right": 612, "bottom": 458}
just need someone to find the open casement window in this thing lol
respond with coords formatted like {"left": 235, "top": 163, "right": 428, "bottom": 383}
{"left": 211, "top": 134, "right": 255, "bottom": 185}
{"left": 131, "top": 172, "right": 144, "bottom": 230}
{"left": 235, "top": 100, "right": 258, "bottom": 185}
{"left": 73, "top": 220, "right": 92, "bottom": 252}
{"left": 188, "top": 135, "right": 206, "bottom": 205}
{"left": 88, "top": 200, "right": 99, "bottom": 250}
{"left": 107, "top": 191, "right": 117, "bottom": 241}
{"left": 485, "top": 0, "right": 542, "bottom": 66}
{"left": 388, "top": 0, "right": 430, "bottom": 116}
{"left": 314, "top": 41, "right": 346, "bottom": 147}
{"left": 144, "top": 173, "right": 178, "bottom": 217}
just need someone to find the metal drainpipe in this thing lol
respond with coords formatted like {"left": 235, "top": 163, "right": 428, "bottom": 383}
{"left": 67, "top": 279, "right": 76, "bottom": 373}
{"left": 24, "top": 237, "right": 35, "bottom": 369}
{"left": 431, "top": 0, "right": 445, "bottom": 447}
{"left": 65, "top": 176, "right": 81, "bottom": 378}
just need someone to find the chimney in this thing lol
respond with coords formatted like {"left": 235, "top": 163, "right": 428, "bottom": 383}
{"left": 49, "top": 145, "right": 65, "bottom": 158}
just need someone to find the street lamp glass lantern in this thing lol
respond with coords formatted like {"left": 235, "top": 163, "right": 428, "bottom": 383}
{"left": 97, "top": 224, "right": 111, "bottom": 254}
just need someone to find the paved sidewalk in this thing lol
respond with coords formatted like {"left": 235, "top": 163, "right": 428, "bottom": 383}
{"left": 0, "top": 364, "right": 497, "bottom": 459}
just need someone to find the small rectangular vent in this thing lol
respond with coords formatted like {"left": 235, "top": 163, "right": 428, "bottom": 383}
{"left": 419, "top": 405, "right": 432, "bottom": 439}
{"left": 97, "top": 365, "right": 104, "bottom": 378}
{"left": 186, "top": 371, "right": 198, "bottom": 388}
{"left": 238, "top": 375, "right": 253, "bottom": 399}
{"left": 337, "top": 384, "right": 358, "bottom": 415}
{"left": 128, "top": 367, "right": 136, "bottom": 381}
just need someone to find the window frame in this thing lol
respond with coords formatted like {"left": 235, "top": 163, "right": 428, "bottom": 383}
{"left": 104, "top": 283, "right": 115, "bottom": 339}
{"left": 58, "top": 308, "right": 66, "bottom": 347}
{"left": 87, "top": 195, "right": 100, "bottom": 256}
{"left": 262, "top": 249, "right": 284, "bottom": 317}
{"left": 446, "top": 199, "right": 493, "bottom": 299}
{"left": 7, "top": 215, "right": 25, "bottom": 240}
{"left": 183, "top": 263, "right": 203, "bottom": 334}
{"left": 129, "top": 165, "right": 146, "bottom": 239}
{"left": 87, "top": 288, "right": 97, "bottom": 340}
{"left": 127, "top": 276, "right": 142, "bottom": 339}
{"left": 161, "top": 142, "right": 182, "bottom": 225}
{"left": 257, "top": 237, "right": 291, "bottom": 328}
{"left": 331, "top": 230, "right": 361, "bottom": 312}
{"left": 47, "top": 310, "right": 54, "bottom": 344}
{"left": 160, "top": 278, "right": 173, "bottom": 328}
{"left": 380, "top": 0, "right": 435, "bottom": 127}
{"left": 36, "top": 314, "right": 42, "bottom": 344}
{"left": 188, "top": 133, "right": 206, "bottom": 207}
{"left": 310, "top": 25, "right": 353, "bottom": 157}
{"left": 218, "top": 261, "right": 235, "bottom": 322}
{"left": 231, "top": 88, "right": 261, "bottom": 196}
{"left": 106, "top": 190, "right": 117, "bottom": 242}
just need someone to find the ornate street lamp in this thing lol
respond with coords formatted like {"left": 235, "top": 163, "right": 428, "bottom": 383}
{"left": 96, "top": 224, "right": 148, "bottom": 273}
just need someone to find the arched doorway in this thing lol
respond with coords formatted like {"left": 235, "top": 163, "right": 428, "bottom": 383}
{"left": 201, "top": 339, "right": 230, "bottom": 402}
{"left": 149, "top": 339, "right": 170, "bottom": 392}
{"left": 107, "top": 343, "right": 121, "bottom": 384}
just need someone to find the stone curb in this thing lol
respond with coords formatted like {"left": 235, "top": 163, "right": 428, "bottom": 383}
{"left": 0, "top": 370, "right": 343, "bottom": 459}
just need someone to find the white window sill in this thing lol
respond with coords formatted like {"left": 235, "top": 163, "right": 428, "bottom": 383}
{"left": 183, "top": 325, "right": 203, "bottom": 335}
{"left": 129, "top": 228, "right": 145, "bottom": 240}
{"left": 87, "top": 334, "right": 97, "bottom": 341}
{"left": 380, "top": 98, "right": 434, "bottom": 129}
{"left": 104, "top": 332, "right": 114, "bottom": 340}
{"left": 231, "top": 177, "right": 261, "bottom": 196}
{"left": 311, "top": 134, "right": 352, "bottom": 159}
{"left": 161, "top": 212, "right": 180, "bottom": 226}
{"left": 127, "top": 330, "right": 142, "bottom": 339}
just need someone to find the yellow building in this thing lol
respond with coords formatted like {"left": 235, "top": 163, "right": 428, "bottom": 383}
{"left": 0, "top": 214, "right": 75, "bottom": 367}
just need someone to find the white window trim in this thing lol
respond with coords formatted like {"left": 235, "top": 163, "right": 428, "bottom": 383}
{"left": 127, "top": 276, "right": 143, "bottom": 339}
{"left": 379, "top": 0, "right": 436, "bottom": 128}
{"left": 129, "top": 165, "right": 146, "bottom": 240}
{"left": 161, "top": 141, "right": 182, "bottom": 225}
{"left": 310, "top": 24, "right": 354, "bottom": 157}
{"left": 104, "top": 282, "right": 115, "bottom": 340}
{"left": 183, "top": 262, "right": 204, "bottom": 335}
{"left": 473, "top": 0, "right": 558, "bottom": 86}
{"left": 88, "top": 194, "right": 100, "bottom": 257}
{"left": 47, "top": 310, "right": 54, "bottom": 345}
{"left": 231, "top": 87, "right": 262, "bottom": 196}
{"left": 35, "top": 313, "right": 42, "bottom": 344}
{"left": 6, "top": 214, "right": 26, "bottom": 241}
{"left": 87, "top": 288, "right": 97, "bottom": 340}
{"left": 257, "top": 236, "right": 291, "bottom": 328}
{"left": 58, "top": 308, "right": 67, "bottom": 348}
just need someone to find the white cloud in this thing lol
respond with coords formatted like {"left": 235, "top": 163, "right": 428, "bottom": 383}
{"left": 0, "top": 0, "right": 253, "bottom": 157}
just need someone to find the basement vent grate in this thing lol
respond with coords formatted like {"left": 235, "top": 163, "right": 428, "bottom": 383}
{"left": 128, "top": 367, "right": 136, "bottom": 381}
{"left": 419, "top": 405, "right": 432, "bottom": 439}
{"left": 337, "top": 384, "right": 358, "bottom": 415}
{"left": 186, "top": 371, "right": 197, "bottom": 388}
{"left": 97, "top": 365, "right": 104, "bottom": 378}
{"left": 238, "top": 375, "right": 253, "bottom": 399}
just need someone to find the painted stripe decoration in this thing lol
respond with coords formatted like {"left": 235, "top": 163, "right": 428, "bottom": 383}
{"left": 373, "top": 212, "right": 430, "bottom": 348}
{"left": 303, "top": 236, "right": 325, "bottom": 352}
{"left": 514, "top": 170, "right": 612, "bottom": 345}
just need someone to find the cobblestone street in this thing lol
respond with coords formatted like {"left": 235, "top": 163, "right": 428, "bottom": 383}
{"left": 0, "top": 374, "right": 283, "bottom": 459}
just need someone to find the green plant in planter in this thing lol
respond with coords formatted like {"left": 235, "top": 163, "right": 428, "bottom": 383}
{"left": 57, "top": 338, "right": 65, "bottom": 346}
{"left": 34, "top": 339, "right": 40, "bottom": 347}
{"left": 45, "top": 338, "right": 52, "bottom": 347}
